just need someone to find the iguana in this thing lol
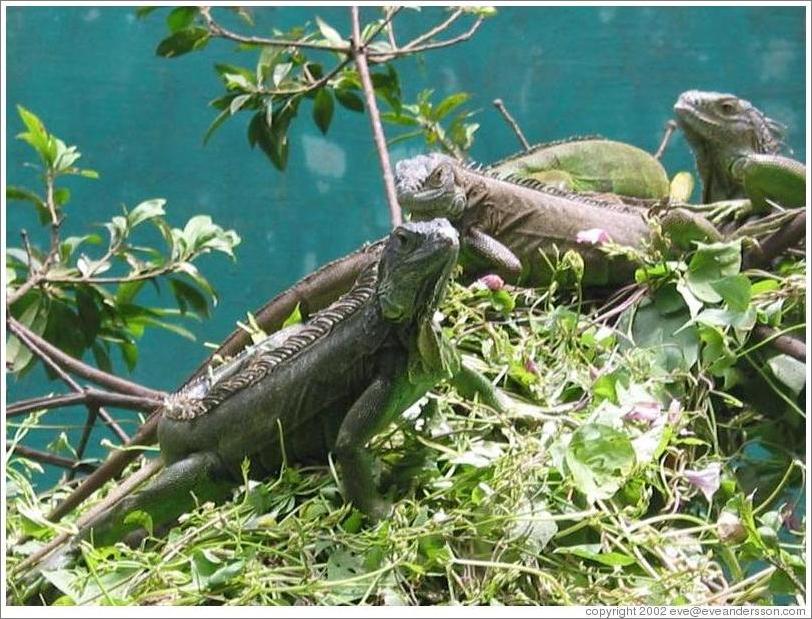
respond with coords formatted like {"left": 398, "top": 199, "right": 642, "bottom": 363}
{"left": 395, "top": 153, "right": 722, "bottom": 286}
{"left": 487, "top": 136, "right": 673, "bottom": 200}
{"left": 32, "top": 219, "right": 477, "bottom": 560}
{"left": 674, "top": 90, "right": 806, "bottom": 210}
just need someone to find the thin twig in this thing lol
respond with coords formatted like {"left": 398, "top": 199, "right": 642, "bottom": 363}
{"left": 351, "top": 6, "right": 402, "bottom": 227}
{"left": 493, "top": 99, "right": 530, "bottom": 151}
{"left": 379, "top": 16, "right": 485, "bottom": 57}
{"left": 10, "top": 445, "right": 97, "bottom": 475}
{"left": 7, "top": 316, "right": 166, "bottom": 401}
{"left": 200, "top": 6, "right": 351, "bottom": 54}
{"left": 654, "top": 120, "right": 677, "bottom": 160}
{"left": 70, "top": 406, "right": 100, "bottom": 480}
{"left": 400, "top": 8, "right": 463, "bottom": 50}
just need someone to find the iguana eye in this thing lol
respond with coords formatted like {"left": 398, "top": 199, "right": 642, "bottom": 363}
{"left": 393, "top": 229, "right": 412, "bottom": 250}
{"left": 428, "top": 165, "right": 447, "bottom": 188}
{"left": 719, "top": 100, "right": 738, "bottom": 114}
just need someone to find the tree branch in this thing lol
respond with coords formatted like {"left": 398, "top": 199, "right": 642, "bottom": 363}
{"left": 493, "top": 99, "right": 530, "bottom": 151}
{"left": 751, "top": 325, "right": 806, "bottom": 362}
{"left": 351, "top": 6, "right": 402, "bottom": 227}
{"left": 743, "top": 211, "right": 806, "bottom": 270}
{"left": 7, "top": 316, "right": 166, "bottom": 401}
{"left": 372, "top": 15, "right": 485, "bottom": 58}
{"left": 6, "top": 389, "right": 163, "bottom": 418}
{"left": 10, "top": 445, "right": 97, "bottom": 475}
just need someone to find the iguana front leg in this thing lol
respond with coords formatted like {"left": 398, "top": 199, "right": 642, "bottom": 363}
{"left": 732, "top": 154, "right": 806, "bottom": 211}
{"left": 334, "top": 374, "right": 406, "bottom": 520}
{"left": 659, "top": 207, "right": 724, "bottom": 249}
{"left": 464, "top": 227, "right": 523, "bottom": 282}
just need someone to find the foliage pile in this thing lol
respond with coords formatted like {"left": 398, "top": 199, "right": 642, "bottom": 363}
{"left": 7, "top": 234, "right": 806, "bottom": 604}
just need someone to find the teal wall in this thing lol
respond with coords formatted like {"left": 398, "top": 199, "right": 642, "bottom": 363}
{"left": 5, "top": 6, "right": 807, "bottom": 475}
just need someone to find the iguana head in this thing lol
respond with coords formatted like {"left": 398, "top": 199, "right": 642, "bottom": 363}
{"left": 377, "top": 218, "right": 459, "bottom": 324}
{"left": 394, "top": 154, "right": 467, "bottom": 221}
{"left": 674, "top": 90, "right": 783, "bottom": 156}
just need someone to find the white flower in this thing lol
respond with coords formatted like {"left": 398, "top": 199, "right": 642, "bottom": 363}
{"left": 685, "top": 463, "right": 721, "bottom": 502}
{"left": 575, "top": 228, "right": 612, "bottom": 245}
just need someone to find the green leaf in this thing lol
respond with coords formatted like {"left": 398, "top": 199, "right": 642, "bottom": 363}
{"left": 166, "top": 7, "right": 198, "bottom": 33}
{"left": 156, "top": 27, "right": 210, "bottom": 58}
{"left": 191, "top": 549, "right": 245, "bottom": 591}
{"left": 282, "top": 303, "right": 303, "bottom": 328}
{"left": 335, "top": 89, "right": 364, "bottom": 112}
{"left": 710, "top": 274, "right": 751, "bottom": 312}
{"left": 127, "top": 199, "right": 166, "bottom": 228}
{"left": 203, "top": 107, "right": 231, "bottom": 145}
{"left": 7, "top": 185, "right": 49, "bottom": 223}
{"left": 686, "top": 240, "right": 742, "bottom": 304}
{"left": 312, "top": 88, "right": 334, "bottom": 134}
{"left": 315, "top": 16, "right": 346, "bottom": 47}
{"left": 554, "top": 544, "right": 636, "bottom": 567}
{"left": 271, "top": 62, "right": 293, "bottom": 87}
{"left": 53, "top": 187, "right": 70, "bottom": 206}
{"left": 432, "top": 92, "right": 469, "bottom": 120}
{"left": 766, "top": 354, "right": 806, "bottom": 397}
{"left": 169, "top": 277, "right": 211, "bottom": 318}
{"left": 119, "top": 340, "right": 139, "bottom": 372}
{"left": 16, "top": 105, "right": 57, "bottom": 166}
{"left": 565, "top": 423, "right": 635, "bottom": 503}
{"left": 229, "top": 93, "right": 253, "bottom": 116}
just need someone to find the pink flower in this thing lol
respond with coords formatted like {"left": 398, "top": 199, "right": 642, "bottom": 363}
{"left": 623, "top": 401, "right": 661, "bottom": 424}
{"left": 524, "top": 358, "right": 539, "bottom": 375}
{"left": 477, "top": 274, "right": 505, "bottom": 291}
{"left": 684, "top": 463, "right": 721, "bottom": 502}
{"left": 575, "top": 228, "right": 612, "bottom": 245}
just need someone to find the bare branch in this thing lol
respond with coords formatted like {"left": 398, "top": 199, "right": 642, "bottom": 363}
{"left": 371, "top": 15, "right": 485, "bottom": 59}
{"left": 751, "top": 325, "right": 806, "bottom": 362}
{"left": 351, "top": 6, "right": 402, "bottom": 227}
{"left": 7, "top": 316, "right": 167, "bottom": 401}
{"left": 399, "top": 8, "right": 464, "bottom": 50}
{"left": 493, "top": 99, "right": 530, "bottom": 152}
{"left": 7, "top": 389, "right": 163, "bottom": 418}
{"left": 10, "top": 445, "right": 97, "bottom": 475}
{"left": 654, "top": 120, "right": 678, "bottom": 160}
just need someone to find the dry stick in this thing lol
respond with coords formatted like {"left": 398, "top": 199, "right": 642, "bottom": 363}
{"left": 7, "top": 321, "right": 133, "bottom": 442}
{"left": 7, "top": 316, "right": 165, "bottom": 401}
{"left": 350, "top": 6, "right": 402, "bottom": 227}
{"left": 751, "top": 324, "right": 806, "bottom": 362}
{"left": 12, "top": 445, "right": 97, "bottom": 475}
{"left": 493, "top": 99, "right": 530, "bottom": 152}
{"left": 653, "top": 120, "right": 677, "bottom": 160}
{"left": 743, "top": 211, "right": 807, "bottom": 270}
{"left": 6, "top": 389, "right": 162, "bottom": 418}
{"left": 14, "top": 457, "right": 164, "bottom": 574}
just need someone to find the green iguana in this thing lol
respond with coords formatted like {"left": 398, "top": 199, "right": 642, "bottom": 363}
{"left": 395, "top": 153, "right": 722, "bottom": 286}
{"left": 674, "top": 90, "right": 806, "bottom": 210}
{"left": 31, "top": 219, "right": 490, "bottom": 561}
{"left": 487, "top": 136, "right": 672, "bottom": 200}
